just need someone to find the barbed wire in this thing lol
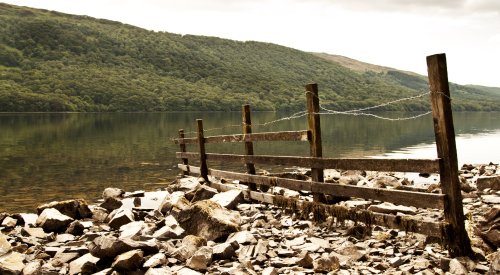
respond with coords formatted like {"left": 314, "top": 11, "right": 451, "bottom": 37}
{"left": 175, "top": 90, "right": 449, "bottom": 138}
{"left": 318, "top": 91, "right": 430, "bottom": 114}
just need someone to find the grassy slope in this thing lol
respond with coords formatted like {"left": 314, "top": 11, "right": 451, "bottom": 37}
{"left": 1, "top": 3, "right": 499, "bottom": 112}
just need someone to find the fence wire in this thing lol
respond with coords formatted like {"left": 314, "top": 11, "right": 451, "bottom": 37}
{"left": 175, "top": 90, "right": 446, "bottom": 138}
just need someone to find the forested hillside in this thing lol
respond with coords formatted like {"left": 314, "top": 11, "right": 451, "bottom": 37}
{"left": 1, "top": 3, "right": 499, "bottom": 112}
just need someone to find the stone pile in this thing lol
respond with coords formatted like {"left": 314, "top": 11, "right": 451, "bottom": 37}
{"left": 0, "top": 163, "right": 498, "bottom": 274}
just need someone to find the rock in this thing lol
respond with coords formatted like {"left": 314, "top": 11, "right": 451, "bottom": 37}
{"left": 172, "top": 235, "right": 207, "bottom": 261}
{"left": 186, "top": 246, "right": 213, "bottom": 271}
{"left": 119, "top": 221, "right": 147, "bottom": 239}
{"left": 475, "top": 205, "right": 500, "bottom": 248}
{"left": 477, "top": 176, "right": 500, "bottom": 190}
{"left": 0, "top": 252, "right": 25, "bottom": 275}
{"left": 489, "top": 251, "right": 500, "bottom": 274}
{"left": 191, "top": 185, "right": 218, "bottom": 203}
{"left": 90, "top": 206, "right": 109, "bottom": 223}
{"left": 371, "top": 175, "right": 401, "bottom": 188}
{"left": 226, "top": 230, "right": 257, "bottom": 245}
{"left": 176, "top": 267, "right": 203, "bottom": 275}
{"left": 65, "top": 220, "right": 85, "bottom": 235}
{"left": 178, "top": 177, "right": 202, "bottom": 191}
{"left": 389, "top": 256, "right": 405, "bottom": 268}
{"left": 212, "top": 242, "right": 236, "bottom": 260}
{"left": 368, "top": 202, "right": 417, "bottom": 215}
{"left": 0, "top": 234, "right": 11, "bottom": 256}
{"left": 1, "top": 216, "right": 17, "bottom": 228}
{"left": 100, "top": 197, "right": 123, "bottom": 212}
{"left": 88, "top": 235, "right": 158, "bottom": 259}
{"left": 295, "top": 250, "right": 314, "bottom": 268}
{"left": 37, "top": 199, "right": 92, "bottom": 220}
{"left": 412, "top": 257, "right": 431, "bottom": 270}
{"left": 36, "top": 208, "right": 74, "bottom": 233}
{"left": 108, "top": 208, "right": 134, "bottom": 230}
{"left": 152, "top": 215, "right": 185, "bottom": 239}
{"left": 449, "top": 258, "right": 468, "bottom": 274}
{"left": 253, "top": 239, "right": 268, "bottom": 256}
{"left": 20, "top": 227, "right": 48, "bottom": 239}
{"left": 55, "top": 233, "right": 76, "bottom": 243}
{"left": 313, "top": 254, "right": 340, "bottom": 272}
{"left": 112, "top": 249, "right": 144, "bottom": 271}
{"left": 143, "top": 252, "right": 167, "bottom": 268}
{"left": 482, "top": 194, "right": 500, "bottom": 204}
{"left": 336, "top": 245, "right": 366, "bottom": 261}
{"left": 51, "top": 251, "right": 79, "bottom": 267}
{"left": 177, "top": 200, "right": 240, "bottom": 241}
{"left": 22, "top": 260, "right": 42, "bottom": 275}
{"left": 210, "top": 189, "right": 244, "bottom": 210}
{"left": 103, "top": 187, "right": 125, "bottom": 200}
{"left": 262, "top": 266, "right": 279, "bottom": 275}
{"left": 68, "top": 253, "right": 99, "bottom": 275}
{"left": 159, "top": 191, "right": 191, "bottom": 215}
{"left": 145, "top": 267, "right": 172, "bottom": 275}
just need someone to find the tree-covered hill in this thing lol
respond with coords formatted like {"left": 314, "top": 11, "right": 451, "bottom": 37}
{"left": 1, "top": 3, "right": 499, "bottom": 112}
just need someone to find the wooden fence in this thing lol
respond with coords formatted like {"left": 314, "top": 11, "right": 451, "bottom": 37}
{"left": 173, "top": 54, "right": 472, "bottom": 257}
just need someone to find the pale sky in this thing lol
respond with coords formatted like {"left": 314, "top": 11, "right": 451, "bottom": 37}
{"left": 3, "top": 0, "right": 500, "bottom": 87}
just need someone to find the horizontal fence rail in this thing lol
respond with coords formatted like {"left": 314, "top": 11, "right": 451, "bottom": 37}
{"left": 178, "top": 164, "right": 446, "bottom": 210}
{"left": 174, "top": 130, "right": 310, "bottom": 145}
{"left": 209, "top": 180, "right": 447, "bottom": 237}
{"left": 176, "top": 152, "right": 441, "bottom": 174}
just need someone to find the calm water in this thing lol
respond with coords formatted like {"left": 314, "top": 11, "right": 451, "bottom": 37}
{"left": 1, "top": 112, "right": 499, "bottom": 213}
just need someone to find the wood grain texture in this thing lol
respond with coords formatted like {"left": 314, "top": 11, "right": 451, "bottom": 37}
{"left": 427, "top": 53, "right": 472, "bottom": 257}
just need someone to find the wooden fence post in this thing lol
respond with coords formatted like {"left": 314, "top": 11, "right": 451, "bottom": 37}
{"left": 427, "top": 53, "right": 473, "bottom": 257}
{"left": 305, "top": 83, "right": 327, "bottom": 203}
{"left": 197, "top": 119, "right": 209, "bottom": 182}
{"left": 178, "top": 129, "right": 189, "bottom": 176}
{"left": 242, "top": 104, "right": 257, "bottom": 191}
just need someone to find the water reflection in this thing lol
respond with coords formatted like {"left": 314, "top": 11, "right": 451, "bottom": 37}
{"left": 0, "top": 112, "right": 499, "bottom": 212}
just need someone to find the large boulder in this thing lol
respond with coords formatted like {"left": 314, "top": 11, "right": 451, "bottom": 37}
{"left": 176, "top": 200, "right": 240, "bottom": 241}
{"left": 37, "top": 199, "right": 92, "bottom": 220}
{"left": 36, "top": 208, "right": 74, "bottom": 233}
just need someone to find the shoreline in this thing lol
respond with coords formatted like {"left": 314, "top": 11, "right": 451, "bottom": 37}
{"left": 0, "top": 163, "right": 499, "bottom": 274}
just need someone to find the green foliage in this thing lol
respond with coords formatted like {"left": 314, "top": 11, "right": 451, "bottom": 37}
{"left": 1, "top": 3, "right": 499, "bottom": 112}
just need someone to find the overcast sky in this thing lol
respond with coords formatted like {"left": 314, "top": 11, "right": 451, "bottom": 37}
{"left": 3, "top": 0, "right": 500, "bottom": 87}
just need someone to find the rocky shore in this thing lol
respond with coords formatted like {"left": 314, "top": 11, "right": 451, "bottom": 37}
{"left": 0, "top": 163, "right": 499, "bottom": 274}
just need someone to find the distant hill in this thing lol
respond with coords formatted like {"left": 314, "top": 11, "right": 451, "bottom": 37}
{"left": 1, "top": 3, "right": 499, "bottom": 112}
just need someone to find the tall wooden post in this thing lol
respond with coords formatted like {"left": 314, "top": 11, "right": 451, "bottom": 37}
{"left": 178, "top": 129, "right": 189, "bottom": 176}
{"left": 197, "top": 119, "right": 209, "bottom": 182}
{"left": 306, "top": 83, "right": 327, "bottom": 203}
{"left": 427, "top": 54, "right": 473, "bottom": 257}
{"left": 242, "top": 105, "right": 257, "bottom": 191}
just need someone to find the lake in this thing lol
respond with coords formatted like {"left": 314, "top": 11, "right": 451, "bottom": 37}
{"left": 1, "top": 111, "right": 499, "bottom": 213}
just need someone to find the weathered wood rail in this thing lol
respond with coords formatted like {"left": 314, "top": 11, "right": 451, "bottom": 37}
{"left": 173, "top": 54, "right": 472, "bottom": 257}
